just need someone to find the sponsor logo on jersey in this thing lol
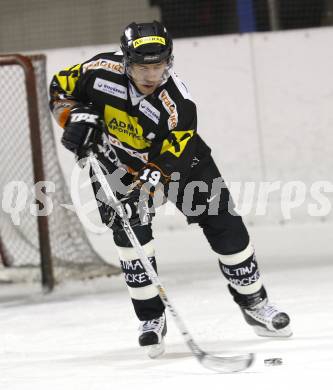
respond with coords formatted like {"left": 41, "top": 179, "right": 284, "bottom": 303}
{"left": 190, "top": 156, "right": 200, "bottom": 168}
{"left": 161, "top": 130, "right": 194, "bottom": 158}
{"left": 159, "top": 89, "right": 178, "bottom": 130}
{"left": 83, "top": 59, "right": 124, "bottom": 74}
{"left": 133, "top": 36, "right": 166, "bottom": 48}
{"left": 56, "top": 64, "right": 81, "bottom": 95}
{"left": 94, "top": 78, "right": 127, "bottom": 100}
{"left": 71, "top": 113, "right": 99, "bottom": 124}
{"left": 106, "top": 133, "right": 149, "bottom": 164}
{"left": 105, "top": 105, "right": 152, "bottom": 150}
{"left": 139, "top": 99, "right": 160, "bottom": 125}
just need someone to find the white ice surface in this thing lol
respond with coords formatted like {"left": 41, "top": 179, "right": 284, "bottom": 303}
{"left": 0, "top": 225, "right": 332, "bottom": 390}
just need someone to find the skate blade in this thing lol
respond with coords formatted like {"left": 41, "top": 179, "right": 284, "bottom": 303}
{"left": 253, "top": 325, "right": 293, "bottom": 338}
{"left": 145, "top": 339, "right": 165, "bottom": 359}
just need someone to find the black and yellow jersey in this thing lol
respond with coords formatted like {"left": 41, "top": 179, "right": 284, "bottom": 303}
{"left": 49, "top": 51, "right": 211, "bottom": 178}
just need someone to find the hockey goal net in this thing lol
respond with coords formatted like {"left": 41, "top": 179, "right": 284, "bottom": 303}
{"left": 0, "top": 54, "right": 120, "bottom": 290}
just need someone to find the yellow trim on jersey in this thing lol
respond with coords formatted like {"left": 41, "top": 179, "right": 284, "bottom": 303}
{"left": 161, "top": 130, "right": 194, "bottom": 158}
{"left": 55, "top": 64, "right": 81, "bottom": 94}
{"left": 133, "top": 36, "right": 166, "bottom": 48}
{"left": 104, "top": 105, "right": 152, "bottom": 150}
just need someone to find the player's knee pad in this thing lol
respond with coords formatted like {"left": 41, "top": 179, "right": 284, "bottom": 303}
{"left": 218, "top": 242, "right": 263, "bottom": 297}
{"left": 116, "top": 240, "right": 164, "bottom": 320}
{"left": 117, "top": 240, "right": 158, "bottom": 300}
{"left": 199, "top": 210, "right": 250, "bottom": 255}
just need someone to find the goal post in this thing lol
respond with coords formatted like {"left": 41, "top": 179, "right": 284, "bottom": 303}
{"left": 0, "top": 54, "right": 120, "bottom": 290}
{"left": 0, "top": 54, "right": 54, "bottom": 290}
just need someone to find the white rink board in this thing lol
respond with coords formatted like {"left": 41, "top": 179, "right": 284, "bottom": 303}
{"left": 251, "top": 28, "right": 333, "bottom": 224}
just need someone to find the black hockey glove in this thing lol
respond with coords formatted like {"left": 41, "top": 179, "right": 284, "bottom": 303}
{"left": 135, "top": 162, "right": 171, "bottom": 196}
{"left": 106, "top": 163, "right": 170, "bottom": 230}
{"left": 61, "top": 106, "right": 102, "bottom": 158}
{"left": 110, "top": 163, "right": 170, "bottom": 230}
{"left": 111, "top": 186, "right": 155, "bottom": 230}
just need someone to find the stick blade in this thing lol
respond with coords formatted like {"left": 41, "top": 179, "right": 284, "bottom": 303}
{"left": 199, "top": 352, "right": 255, "bottom": 373}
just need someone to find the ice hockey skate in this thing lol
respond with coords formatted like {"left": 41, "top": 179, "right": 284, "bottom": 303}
{"left": 139, "top": 312, "right": 167, "bottom": 358}
{"left": 242, "top": 298, "right": 292, "bottom": 337}
{"left": 229, "top": 285, "right": 292, "bottom": 337}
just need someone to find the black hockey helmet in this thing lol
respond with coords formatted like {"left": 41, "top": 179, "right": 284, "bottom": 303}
{"left": 120, "top": 21, "right": 173, "bottom": 65}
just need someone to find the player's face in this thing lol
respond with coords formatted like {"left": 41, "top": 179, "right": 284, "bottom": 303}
{"left": 130, "top": 61, "right": 168, "bottom": 95}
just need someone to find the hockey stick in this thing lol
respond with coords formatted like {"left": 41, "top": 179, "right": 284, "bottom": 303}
{"left": 87, "top": 151, "right": 255, "bottom": 373}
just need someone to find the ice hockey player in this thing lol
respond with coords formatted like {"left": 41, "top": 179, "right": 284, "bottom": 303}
{"left": 49, "top": 21, "right": 292, "bottom": 358}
